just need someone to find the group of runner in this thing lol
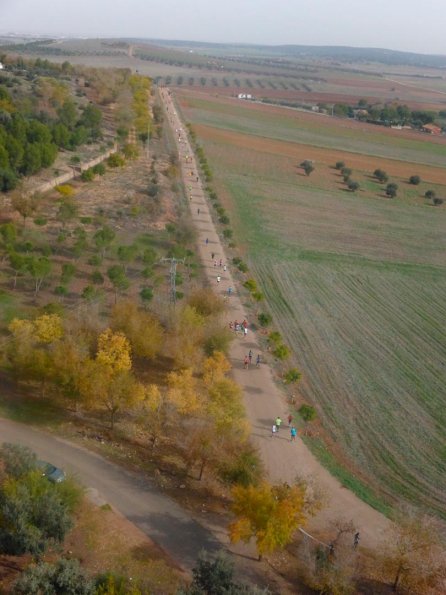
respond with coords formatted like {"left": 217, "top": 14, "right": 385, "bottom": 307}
{"left": 243, "top": 350, "right": 261, "bottom": 369}
{"left": 271, "top": 414, "right": 298, "bottom": 442}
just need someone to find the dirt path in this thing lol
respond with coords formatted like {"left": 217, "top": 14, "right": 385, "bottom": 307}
{"left": 161, "top": 87, "right": 391, "bottom": 549}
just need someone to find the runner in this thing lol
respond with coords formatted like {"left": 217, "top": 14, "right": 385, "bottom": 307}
{"left": 290, "top": 426, "right": 297, "bottom": 442}
{"left": 244, "top": 355, "right": 249, "bottom": 369}
{"left": 271, "top": 424, "right": 278, "bottom": 437}
{"left": 248, "top": 350, "right": 253, "bottom": 365}
{"left": 256, "top": 354, "right": 261, "bottom": 367}
{"left": 275, "top": 416, "right": 282, "bottom": 432}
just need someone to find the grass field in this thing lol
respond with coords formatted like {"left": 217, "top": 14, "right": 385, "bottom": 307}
{"left": 178, "top": 90, "right": 446, "bottom": 515}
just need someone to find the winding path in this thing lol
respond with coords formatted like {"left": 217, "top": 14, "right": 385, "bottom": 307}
{"left": 161, "top": 87, "right": 390, "bottom": 548}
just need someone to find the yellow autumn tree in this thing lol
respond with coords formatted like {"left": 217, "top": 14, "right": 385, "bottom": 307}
{"left": 207, "top": 378, "right": 247, "bottom": 437}
{"left": 33, "top": 314, "right": 64, "bottom": 343}
{"left": 229, "top": 482, "right": 312, "bottom": 560}
{"left": 166, "top": 368, "right": 202, "bottom": 416}
{"left": 111, "top": 300, "right": 163, "bottom": 360}
{"left": 96, "top": 328, "right": 131, "bottom": 372}
{"left": 202, "top": 351, "right": 231, "bottom": 388}
{"left": 171, "top": 305, "right": 205, "bottom": 369}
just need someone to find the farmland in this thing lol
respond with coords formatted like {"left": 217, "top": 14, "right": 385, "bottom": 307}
{"left": 177, "top": 89, "right": 446, "bottom": 515}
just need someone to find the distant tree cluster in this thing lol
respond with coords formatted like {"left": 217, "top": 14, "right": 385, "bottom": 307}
{"left": 0, "top": 81, "right": 102, "bottom": 192}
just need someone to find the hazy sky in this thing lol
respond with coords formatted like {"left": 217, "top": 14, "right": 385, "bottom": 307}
{"left": 1, "top": 0, "right": 445, "bottom": 55}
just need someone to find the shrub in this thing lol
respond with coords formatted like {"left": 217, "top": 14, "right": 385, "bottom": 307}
{"left": 14, "top": 559, "right": 93, "bottom": 595}
{"left": 335, "top": 161, "right": 345, "bottom": 170}
{"left": 258, "top": 312, "right": 272, "bottom": 327}
{"left": 341, "top": 167, "right": 352, "bottom": 177}
{"left": 219, "top": 215, "right": 230, "bottom": 225}
{"left": 243, "top": 279, "right": 257, "bottom": 292}
{"left": 232, "top": 257, "right": 242, "bottom": 266}
{"left": 91, "top": 270, "right": 104, "bottom": 285}
{"left": 223, "top": 229, "right": 233, "bottom": 239}
{"left": 33, "top": 217, "right": 47, "bottom": 226}
{"left": 107, "top": 153, "right": 125, "bottom": 168}
{"left": 238, "top": 261, "right": 248, "bottom": 273}
{"left": 273, "top": 343, "right": 290, "bottom": 360}
{"left": 409, "top": 175, "right": 421, "bottom": 185}
{"left": 433, "top": 197, "right": 444, "bottom": 206}
{"left": 139, "top": 287, "right": 154, "bottom": 305}
{"left": 268, "top": 331, "right": 282, "bottom": 345}
{"left": 79, "top": 216, "right": 92, "bottom": 224}
{"left": 299, "top": 404, "right": 317, "bottom": 422}
{"left": 284, "top": 368, "right": 302, "bottom": 384}
{"left": 55, "top": 184, "right": 74, "bottom": 197}
{"left": 80, "top": 168, "right": 95, "bottom": 182}
{"left": 54, "top": 285, "right": 68, "bottom": 297}
{"left": 92, "top": 163, "right": 106, "bottom": 175}
{"left": 252, "top": 291, "right": 264, "bottom": 302}
{"left": 425, "top": 189, "right": 436, "bottom": 200}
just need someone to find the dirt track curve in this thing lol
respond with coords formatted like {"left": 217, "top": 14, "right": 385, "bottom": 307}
{"left": 161, "top": 87, "right": 390, "bottom": 549}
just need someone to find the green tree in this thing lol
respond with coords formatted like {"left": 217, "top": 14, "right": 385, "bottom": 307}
{"left": 117, "top": 244, "right": 138, "bottom": 272}
{"left": 94, "top": 226, "right": 115, "bottom": 257}
{"left": 8, "top": 251, "right": 27, "bottom": 289}
{"left": 386, "top": 183, "right": 398, "bottom": 198}
{"left": 107, "top": 265, "right": 129, "bottom": 303}
{"left": 374, "top": 169, "right": 388, "bottom": 183}
{"left": 27, "top": 256, "right": 52, "bottom": 295}
{"left": 347, "top": 180, "right": 360, "bottom": 192}
{"left": 139, "top": 286, "right": 154, "bottom": 308}
{"left": 425, "top": 189, "right": 436, "bottom": 200}
{"left": 409, "top": 175, "right": 421, "bottom": 185}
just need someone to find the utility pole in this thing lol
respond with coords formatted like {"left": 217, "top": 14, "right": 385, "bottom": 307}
{"left": 160, "top": 257, "right": 185, "bottom": 305}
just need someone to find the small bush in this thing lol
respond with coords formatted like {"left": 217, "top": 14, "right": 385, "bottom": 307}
{"left": 81, "top": 168, "right": 95, "bottom": 182}
{"left": 433, "top": 197, "right": 444, "bottom": 206}
{"left": 335, "top": 161, "right": 345, "bottom": 170}
{"left": 107, "top": 153, "right": 125, "bottom": 168}
{"left": 33, "top": 217, "right": 47, "bottom": 226}
{"left": 238, "top": 261, "right": 248, "bottom": 273}
{"left": 258, "top": 312, "right": 272, "bottom": 327}
{"left": 219, "top": 215, "right": 230, "bottom": 225}
{"left": 55, "top": 184, "right": 74, "bottom": 197}
{"left": 425, "top": 189, "right": 436, "bottom": 200}
{"left": 79, "top": 216, "right": 92, "bottom": 224}
{"left": 232, "top": 257, "right": 242, "bottom": 266}
{"left": 268, "top": 331, "right": 282, "bottom": 345}
{"left": 223, "top": 229, "right": 233, "bottom": 239}
{"left": 273, "top": 343, "right": 290, "bottom": 360}
{"left": 92, "top": 163, "right": 106, "bottom": 175}
{"left": 91, "top": 270, "right": 104, "bottom": 284}
{"left": 218, "top": 446, "right": 263, "bottom": 487}
{"left": 409, "top": 175, "right": 421, "bottom": 185}
{"left": 284, "top": 368, "right": 302, "bottom": 384}
{"left": 243, "top": 279, "right": 257, "bottom": 292}
{"left": 299, "top": 404, "right": 317, "bottom": 422}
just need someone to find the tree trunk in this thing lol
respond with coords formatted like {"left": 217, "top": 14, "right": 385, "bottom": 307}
{"left": 198, "top": 459, "right": 206, "bottom": 481}
{"left": 393, "top": 564, "right": 403, "bottom": 592}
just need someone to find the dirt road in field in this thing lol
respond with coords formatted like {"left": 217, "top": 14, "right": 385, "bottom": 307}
{"left": 161, "top": 87, "right": 391, "bottom": 549}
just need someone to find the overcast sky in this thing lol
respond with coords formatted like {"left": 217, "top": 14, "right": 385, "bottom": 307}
{"left": 1, "top": 0, "right": 445, "bottom": 55}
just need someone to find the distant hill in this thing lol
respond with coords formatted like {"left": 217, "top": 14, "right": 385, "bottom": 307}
{"left": 139, "top": 39, "right": 446, "bottom": 68}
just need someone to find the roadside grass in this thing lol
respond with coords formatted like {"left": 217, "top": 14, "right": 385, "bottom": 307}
{"left": 0, "top": 390, "right": 65, "bottom": 426}
{"left": 301, "top": 435, "right": 393, "bottom": 517}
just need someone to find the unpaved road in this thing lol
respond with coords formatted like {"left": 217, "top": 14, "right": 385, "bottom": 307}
{"left": 0, "top": 418, "right": 220, "bottom": 570}
{"left": 161, "top": 87, "right": 390, "bottom": 548}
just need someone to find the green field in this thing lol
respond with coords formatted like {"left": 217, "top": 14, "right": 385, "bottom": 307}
{"left": 179, "top": 91, "right": 446, "bottom": 515}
